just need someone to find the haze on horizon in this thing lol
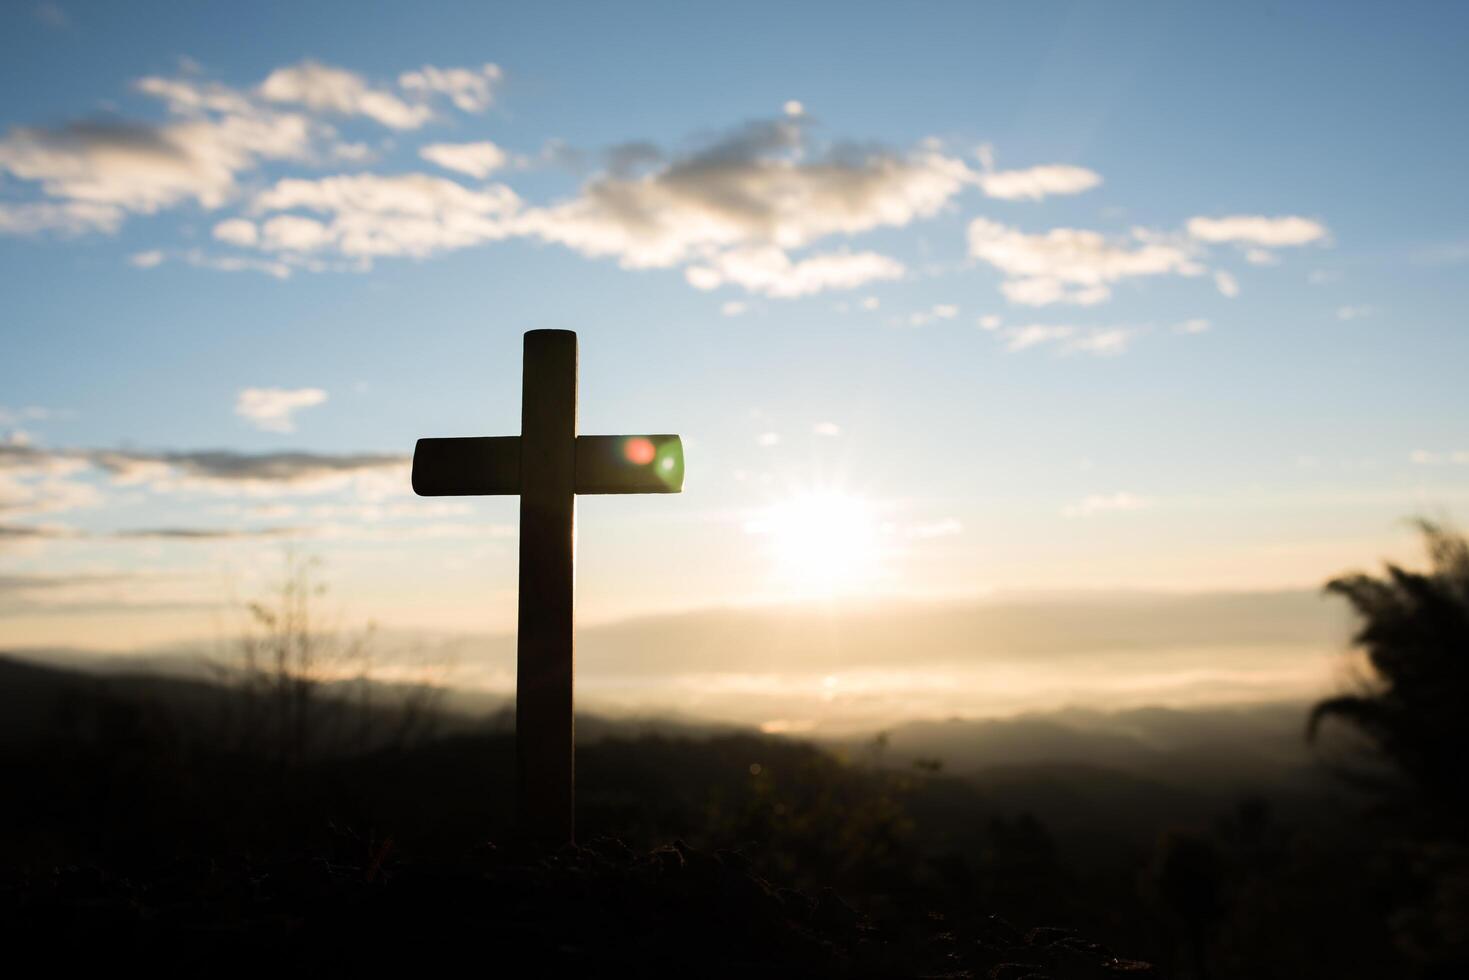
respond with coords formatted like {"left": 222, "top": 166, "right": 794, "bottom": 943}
{"left": 3, "top": 2, "right": 1467, "bottom": 728}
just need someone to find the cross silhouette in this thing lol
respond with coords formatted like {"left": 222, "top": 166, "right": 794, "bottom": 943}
{"left": 412, "top": 329, "right": 684, "bottom": 843}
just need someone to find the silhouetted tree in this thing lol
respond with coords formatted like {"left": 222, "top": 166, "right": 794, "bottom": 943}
{"left": 1309, "top": 520, "right": 1469, "bottom": 824}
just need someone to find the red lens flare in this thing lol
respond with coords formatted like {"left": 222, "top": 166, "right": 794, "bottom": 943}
{"left": 623, "top": 437, "right": 656, "bottom": 465}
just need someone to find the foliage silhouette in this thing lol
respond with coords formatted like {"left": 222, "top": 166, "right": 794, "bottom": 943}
{"left": 1309, "top": 520, "right": 1469, "bottom": 826}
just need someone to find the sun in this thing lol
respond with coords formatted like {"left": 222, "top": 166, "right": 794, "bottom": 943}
{"left": 749, "top": 489, "right": 882, "bottom": 596}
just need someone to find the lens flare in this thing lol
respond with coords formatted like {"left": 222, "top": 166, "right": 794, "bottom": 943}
{"left": 623, "top": 436, "right": 656, "bottom": 465}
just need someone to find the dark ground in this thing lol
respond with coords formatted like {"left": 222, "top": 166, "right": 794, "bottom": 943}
{"left": 4, "top": 838, "right": 1153, "bottom": 977}
{"left": 2, "top": 654, "right": 1456, "bottom": 977}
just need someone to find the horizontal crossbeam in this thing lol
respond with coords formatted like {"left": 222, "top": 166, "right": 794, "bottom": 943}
{"left": 412, "top": 434, "right": 684, "bottom": 496}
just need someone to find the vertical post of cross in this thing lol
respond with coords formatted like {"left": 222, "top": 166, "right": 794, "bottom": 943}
{"left": 516, "top": 329, "right": 577, "bottom": 842}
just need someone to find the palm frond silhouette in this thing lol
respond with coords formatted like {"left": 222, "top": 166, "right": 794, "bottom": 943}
{"left": 1310, "top": 520, "right": 1469, "bottom": 818}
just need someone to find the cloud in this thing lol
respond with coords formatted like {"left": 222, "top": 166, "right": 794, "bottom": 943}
{"left": 756, "top": 432, "right": 781, "bottom": 447}
{"left": 112, "top": 525, "right": 302, "bottom": 540}
{"left": 1187, "top": 215, "right": 1328, "bottom": 247}
{"left": 518, "top": 118, "right": 972, "bottom": 294}
{"left": 259, "top": 60, "right": 432, "bottom": 130}
{"left": 213, "top": 217, "right": 258, "bottom": 246}
{"left": 1336, "top": 304, "right": 1374, "bottom": 321}
{"left": 0, "top": 74, "right": 314, "bottom": 230}
{"left": 419, "top": 140, "right": 508, "bottom": 178}
{"left": 246, "top": 173, "right": 520, "bottom": 259}
{"left": 1245, "top": 248, "right": 1278, "bottom": 266}
{"left": 1409, "top": 450, "right": 1469, "bottom": 465}
{"left": 129, "top": 249, "right": 165, "bottom": 268}
{"left": 0, "top": 200, "right": 123, "bottom": 235}
{"left": 1004, "top": 324, "right": 1076, "bottom": 351}
{"left": 905, "top": 303, "right": 960, "bottom": 327}
{"left": 975, "top": 164, "right": 1102, "bottom": 201}
{"left": 968, "top": 217, "right": 1202, "bottom": 306}
{"left": 1062, "top": 491, "right": 1151, "bottom": 518}
{"left": 812, "top": 422, "right": 842, "bottom": 437}
{"left": 1174, "top": 318, "right": 1210, "bottom": 334}
{"left": 235, "top": 387, "right": 328, "bottom": 433}
{"left": 720, "top": 300, "right": 748, "bottom": 317}
{"left": 398, "top": 63, "right": 503, "bottom": 113}
{"left": 685, "top": 247, "right": 904, "bottom": 297}
{"left": 2, "top": 443, "right": 410, "bottom": 510}
{"left": 183, "top": 248, "right": 292, "bottom": 279}
{"left": 1000, "top": 324, "right": 1140, "bottom": 356}
{"left": 0, "top": 406, "right": 52, "bottom": 427}
{"left": 1214, "top": 270, "right": 1240, "bottom": 297}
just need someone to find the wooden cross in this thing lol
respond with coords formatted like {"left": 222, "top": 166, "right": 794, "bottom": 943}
{"left": 411, "top": 329, "right": 684, "bottom": 844}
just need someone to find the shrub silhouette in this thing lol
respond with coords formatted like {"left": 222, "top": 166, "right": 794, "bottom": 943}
{"left": 1310, "top": 520, "right": 1469, "bottom": 824}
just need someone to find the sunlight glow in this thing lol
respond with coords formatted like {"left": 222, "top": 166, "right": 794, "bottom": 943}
{"left": 747, "top": 490, "right": 882, "bottom": 596}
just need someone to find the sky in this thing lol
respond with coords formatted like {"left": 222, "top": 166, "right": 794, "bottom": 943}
{"left": 3, "top": 2, "right": 1468, "bottom": 724}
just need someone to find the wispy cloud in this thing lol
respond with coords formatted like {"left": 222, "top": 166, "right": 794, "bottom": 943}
{"left": 1187, "top": 215, "right": 1328, "bottom": 247}
{"left": 235, "top": 387, "right": 328, "bottom": 433}
{"left": 259, "top": 60, "right": 432, "bottom": 129}
{"left": 975, "top": 163, "right": 1102, "bottom": 201}
{"left": 419, "top": 140, "right": 507, "bottom": 178}
{"left": 1409, "top": 450, "right": 1469, "bottom": 465}
{"left": 1062, "top": 492, "right": 1152, "bottom": 518}
{"left": 968, "top": 218, "right": 1202, "bottom": 307}
{"left": 398, "top": 63, "right": 503, "bottom": 113}
{"left": 1000, "top": 324, "right": 1142, "bottom": 356}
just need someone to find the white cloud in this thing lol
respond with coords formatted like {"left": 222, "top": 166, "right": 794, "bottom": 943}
{"left": 684, "top": 247, "right": 904, "bottom": 297}
{"left": 129, "top": 249, "right": 164, "bottom": 268}
{"left": 977, "top": 314, "right": 1002, "bottom": 330}
{"left": 259, "top": 61, "right": 432, "bottom": 130}
{"left": 1409, "top": 450, "right": 1469, "bottom": 466}
{"left": 1067, "top": 327, "right": 1137, "bottom": 355}
{"left": 756, "top": 432, "right": 781, "bottom": 447}
{"left": 1003, "top": 324, "right": 1075, "bottom": 351}
{"left": 0, "top": 406, "right": 52, "bottom": 427}
{"left": 520, "top": 120, "right": 972, "bottom": 287}
{"left": 906, "top": 303, "right": 960, "bottom": 327}
{"left": 213, "top": 217, "right": 258, "bottom": 246}
{"left": 0, "top": 73, "right": 313, "bottom": 227}
{"left": 1, "top": 442, "right": 409, "bottom": 501}
{"left": 859, "top": 296, "right": 881, "bottom": 311}
{"left": 720, "top": 300, "right": 748, "bottom": 317}
{"left": 1214, "top": 270, "right": 1240, "bottom": 297}
{"left": 1062, "top": 491, "right": 1151, "bottom": 518}
{"left": 968, "top": 217, "right": 1202, "bottom": 307}
{"left": 1187, "top": 215, "right": 1328, "bottom": 247}
{"left": 248, "top": 173, "right": 520, "bottom": 259}
{"left": 1175, "top": 318, "right": 1210, "bottom": 334}
{"left": 1244, "top": 248, "right": 1278, "bottom": 266}
{"left": 0, "top": 200, "right": 123, "bottom": 235}
{"left": 975, "top": 164, "right": 1102, "bottom": 201}
{"left": 235, "top": 387, "right": 328, "bottom": 432}
{"left": 398, "top": 63, "right": 503, "bottom": 113}
{"left": 1336, "top": 305, "right": 1374, "bottom": 321}
{"left": 184, "top": 248, "right": 291, "bottom": 279}
{"left": 420, "top": 140, "right": 508, "bottom": 178}
{"left": 1000, "top": 324, "right": 1140, "bottom": 356}
{"left": 783, "top": 100, "right": 805, "bottom": 117}
{"left": 812, "top": 422, "right": 842, "bottom": 437}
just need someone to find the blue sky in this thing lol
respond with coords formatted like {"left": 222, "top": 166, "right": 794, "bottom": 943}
{"left": 2, "top": 0, "right": 1468, "bottom": 705}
